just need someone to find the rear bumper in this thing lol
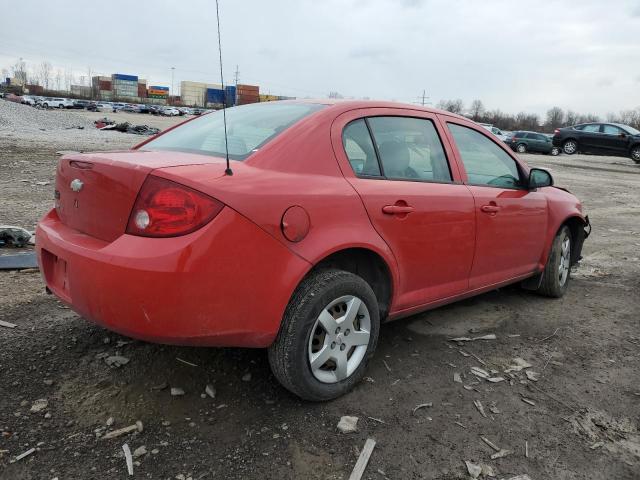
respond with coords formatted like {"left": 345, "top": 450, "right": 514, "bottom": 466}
{"left": 36, "top": 208, "right": 311, "bottom": 347}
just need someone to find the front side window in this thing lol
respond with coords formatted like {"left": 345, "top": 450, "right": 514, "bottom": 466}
{"left": 602, "top": 124, "right": 622, "bottom": 135}
{"left": 448, "top": 123, "right": 521, "bottom": 189}
{"left": 367, "top": 116, "right": 451, "bottom": 182}
{"left": 143, "top": 102, "right": 325, "bottom": 160}
{"left": 582, "top": 124, "right": 601, "bottom": 133}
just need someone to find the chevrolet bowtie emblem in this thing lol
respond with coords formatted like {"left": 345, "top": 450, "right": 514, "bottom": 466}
{"left": 70, "top": 179, "right": 84, "bottom": 192}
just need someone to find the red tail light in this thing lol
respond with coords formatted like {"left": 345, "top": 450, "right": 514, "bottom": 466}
{"left": 554, "top": 129, "right": 560, "bottom": 135}
{"left": 126, "top": 175, "right": 224, "bottom": 237}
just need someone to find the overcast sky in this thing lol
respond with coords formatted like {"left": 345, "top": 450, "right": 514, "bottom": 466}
{"left": 1, "top": 0, "right": 638, "bottom": 116}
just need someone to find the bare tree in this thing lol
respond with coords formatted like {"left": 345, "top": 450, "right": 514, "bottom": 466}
{"left": 11, "top": 58, "right": 28, "bottom": 84}
{"left": 38, "top": 61, "right": 53, "bottom": 89}
{"left": 64, "top": 67, "right": 73, "bottom": 92}
{"left": 437, "top": 98, "right": 464, "bottom": 114}
{"left": 328, "top": 91, "right": 343, "bottom": 99}
{"left": 469, "top": 99, "right": 485, "bottom": 120}
{"left": 545, "top": 107, "right": 564, "bottom": 130}
{"left": 55, "top": 69, "right": 63, "bottom": 91}
{"left": 565, "top": 110, "right": 578, "bottom": 127}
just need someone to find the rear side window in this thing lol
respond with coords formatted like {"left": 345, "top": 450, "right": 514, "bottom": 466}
{"left": 143, "top": 102, "right": 325, "bottom": 160}
{"left": 342, "top": 119, "right": 381, "bottom": 176}
{"left": 582, "top": 124, "right": 600, "bottom": 133}
{"left": 448, "top": 123, "right": 521, "bottom": 189}
{"left": 367, "top": 116, "right": 451, "bottom": 182}
{"left": 602, "top": 125, "right": 622, "bottom": 135}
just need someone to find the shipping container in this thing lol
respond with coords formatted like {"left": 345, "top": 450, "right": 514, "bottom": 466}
{"left": 113, "top": 73, "right": 138, "bottom": 82}
{"left": 98, "top": 80, "right": 112, "bottom": 90}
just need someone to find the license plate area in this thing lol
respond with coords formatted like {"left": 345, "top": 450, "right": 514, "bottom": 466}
{"left": 41, "top": 249, "right": 71, "bottom": 302}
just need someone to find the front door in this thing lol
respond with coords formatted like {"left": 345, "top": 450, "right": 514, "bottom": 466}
{"left": 335, "top": 111, "right": 476, "bottom": 310}
{"left": 444, "top": 120, "right": 548, "bottom": 289}
{"left": 600, "top": 124, "right": 631, "bottom": 155}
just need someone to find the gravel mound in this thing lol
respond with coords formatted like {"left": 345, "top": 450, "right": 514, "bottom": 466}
{"left": 0, "top": 99, "right": 139, "bottom": 151}
{"left": 0, "top": 100, "right": 95, "bottom": 132}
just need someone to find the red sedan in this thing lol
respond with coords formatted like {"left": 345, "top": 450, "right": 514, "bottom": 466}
{"left": 36, "top": 101, "right": 590, "bottom": 400}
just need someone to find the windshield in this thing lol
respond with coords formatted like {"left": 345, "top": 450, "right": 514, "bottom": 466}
{"left": 142, "top": 102, "right": 325, "bottom": 160}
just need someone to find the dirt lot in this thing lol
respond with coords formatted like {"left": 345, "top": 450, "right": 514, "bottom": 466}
{"left": 1, "top": 102, "right": 639, "bottom": 479}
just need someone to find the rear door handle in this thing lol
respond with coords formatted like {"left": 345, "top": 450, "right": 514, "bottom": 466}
{"left": 382, "top": 205, "right": 415, "bottom": 214}
{"left": 481, "top": 205, "right": 501, "bottom": 214}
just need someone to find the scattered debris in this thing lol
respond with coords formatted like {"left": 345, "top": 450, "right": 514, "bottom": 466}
{"left": 521, "top": 398, "right": 536, "bottom": 406}
{"left": 367, "top": 416, "right": 385, "bottom": 424}
{"left": 382, "top": 360, "right": 392, "bottom": 372}
{"left": 490, "top": 449, "right": 511, "bottom": 459}
{"left": 171, "top": 387, "right": 185, "bottom": 396}
{"left": 151, "top": 382, "right": 168, "bottom": 391}
{"left": 101, "top": 421, "right": 143, "bottom": 440}
{"left": 471, "top": 366, "right": 490, "bottom": 379}
{"left": 30, "top": 399, "right": 48, "bottom": 413}
{"left": 0, "top": 320, "right": 17, "bottom": 328}
{"left": 590, "top": 441, "right": 604, "bottom": 450}
{"left": 412, "top": 403, "right": 433, "bottom": 415}
{"left": 106, "top": 417, "right": 114, "bottom": 427}
{"left": 205, "top": 384, "right": 216, "bottom": 399}
{"left": 133, "top": 445, "right": 147, "bottom": 458}
{"left": 453, "top": 372, "right": 462, "bottom": 383}
{"left": 337, "top": 416, "right": 359, "bottom": 434}
{"left": 454, "top": 421, "right": 466, "bottom": 429}
{"left": 474, "top": 400, "right": 487, "bottom": 418}
{"left": 0, "top": 225, "right": 34, "bottom": 247}
{"left": 96, "top": 119, "right": 160, "bottom": 136}
{"left": 11, "top": 447, "right": 36, "bottom": 463}
{"left": 55, "top": 150, "right": 79, "bottom": 156}
{"left": 450, "top": 334, "right": 497, "bottom": 342}
{"left": 487, "top": 376, "right": 506, "bottom": 383}
{"left": 348, "top": 438, "right": 376, "bottom": 480}
{"left": 525, "top": 370, "right": 540, "bottom": 382}
{"left": 489, "top": 403, "right": 501, "bottom": 415}
{"left": 176, "top": 357, "right": 199, "bottom": 367}
{"left": 105, "top": 356, "right": 130, "bottom": 368}
{"left": 0, "top": 252, "right": 38, "bottom": 270}
{"left": 525, "top": 441, "right": 529, "bottom": 458}
{"left": 464, "top": 460, "right": 482, "bottom": 478}
{"left": 122, "top": 443, "right": 134, "bottom": 476}
{"left": 481, "top": 464, "right": 496, "bottom": 477}
{"left": 480, "top": 436, "right": 501, "bottom": 452}
{"left": 505, "top": 358, "right": 533, "bottom": 373}
{"left": 242, "top": 373, "right": 252, "bottom": 382}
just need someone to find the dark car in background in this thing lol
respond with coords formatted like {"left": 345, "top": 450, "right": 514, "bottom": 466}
{"left": 553, "top": 122, "right": 640, "bottom": 163}
{"left": 72, "top": 100, "right": 91, "bottom": 109}
{"left": 507, "top": 131, "right": 560, "bottom": 156}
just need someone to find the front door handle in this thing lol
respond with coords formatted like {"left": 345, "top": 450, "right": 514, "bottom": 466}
{"left": 481, "top": 204, "right": 501, "bottom": 214}
{"left": 382, "top": 205, "right": 415, "bottom": 215}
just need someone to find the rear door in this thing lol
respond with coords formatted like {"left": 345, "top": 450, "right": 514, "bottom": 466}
{"left": 579, "top": 124, "right": 603, "bottom": 152}
{"left": 443, "top": 119, "right": 548, "bottom": 289}
{"left": 332, "top": 109, "right": 476, "bottom": 310}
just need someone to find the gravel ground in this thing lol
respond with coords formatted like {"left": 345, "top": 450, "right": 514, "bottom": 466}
{"left": 0, "top": 102, "right": 639, "bottom": 479}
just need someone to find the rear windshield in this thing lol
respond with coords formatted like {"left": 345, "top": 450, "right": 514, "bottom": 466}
{"left": 142, "top": 102, "right": 325, "bottom": 160}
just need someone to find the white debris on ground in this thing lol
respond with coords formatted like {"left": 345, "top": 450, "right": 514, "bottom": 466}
{"left": 337, "top": 416, "right": 359, "bottom": 433}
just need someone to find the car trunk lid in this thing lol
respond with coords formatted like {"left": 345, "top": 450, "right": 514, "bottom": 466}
{"left": 55, "top": 150, "right": 227, "bottom": 242}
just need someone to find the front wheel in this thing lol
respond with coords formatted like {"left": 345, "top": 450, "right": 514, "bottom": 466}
{"left": 537, "top": 225, "right": 572, "bottom": 298}
{"left": 516, "top": 143, "right": 527, "bottom": 153}
{"left": 550, "top": 147, "right": 560, "bottom": 156}
{"left": 268, "top": 269, "right": 380, "bottom": 401}
{"left": 563, "top": 140, "right": 578, "bottom": 155}
{"left": 630, "top": 146, "right": 640, "bottom": 164}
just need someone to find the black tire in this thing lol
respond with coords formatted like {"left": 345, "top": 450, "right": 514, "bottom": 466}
{"left": 58, "top": 104, "right": 64, "bottom": 109}
{"left": 550, "top": 147, "right": 560, "bottom": 156}
{"left": 563, "top": 139, "right": 578, "bottom": 155}
{"left": 630, "top": 145, "right": 640, "bottom": 164}
{"left": 268, "top": 268, "right": 380, "bottom": 401}
{"left": 516, "top": 143, "right": 527, "bottom": 153}
{"left": 42, "top": 103, "right": 48, "bottom": 109}
{"left": 537, "top": 225, "right": 572, "bottom": 298}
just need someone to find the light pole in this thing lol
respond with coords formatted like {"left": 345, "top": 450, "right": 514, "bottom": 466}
{"left": 170, "top": 66, "right": 175, "bottom": 105}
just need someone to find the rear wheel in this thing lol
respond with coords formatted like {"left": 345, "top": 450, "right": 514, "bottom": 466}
{"left": 537, "top": 225, "right": 572, "bottom": 298}
{"left": 563, "top": 140, "right": 578, "bottom": 155}
{"left": 58, "top": 104, "right": 64, "bottom": 109}
{"left": 630, "top": 145, "right": 640, "bottom": 164}
{"left": 516, "top": 143, "right": 527, "bottom": 153}
{"left": 550, "top": 147, "right": 560, "bottom": 156}
{"left": 268, "top": 269, "right": 380, "bottom": 401}
{"left": 42, "top": 103, "right": 48, "bottom": 109}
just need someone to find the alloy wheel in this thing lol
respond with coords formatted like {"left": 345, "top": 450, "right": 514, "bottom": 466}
{"left": 631, "top": 147, "right": 640, "bottom": 162}
{"left": 308, "top": 295, "right": 371, "bottom": 384}
{"left": 558, "top": 236, "right": 571, "bottom": 287}
{"left": 517, "top": 144, "right": 526, "bottom": 153}
{"left": 563, "top": 141, "right": 577, "bottom": 154}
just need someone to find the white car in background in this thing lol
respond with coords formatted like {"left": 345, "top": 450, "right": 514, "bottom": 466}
{"left": 40, "top": 97, "right": 74, "bottom": 109}
{"left": 95, "top": 103, "right": 113, "bottom": 112}
{"left": 162, "top": 107, "right": 180, "bottom": 116}
{"left": 21, "top": 96, "right": 36, "bottom": 106}
{"left": 480, "top": 123, "right": 509, "bottom": 142}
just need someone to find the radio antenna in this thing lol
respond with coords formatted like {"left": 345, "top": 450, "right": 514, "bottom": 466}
{"left": 215, "top": 0, "right": 232, "bottom": 176}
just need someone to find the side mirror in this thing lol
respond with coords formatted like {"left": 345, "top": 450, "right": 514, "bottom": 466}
{"left": 528, "top": 168, "right": 553, "bottom": 189}
{"left": 619, "top": 132, "right": 626, "bottom": 138}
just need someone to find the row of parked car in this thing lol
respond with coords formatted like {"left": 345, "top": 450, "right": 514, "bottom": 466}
{"left": 0, "top": 93, "right": 207, "bottom": 116}
{"left": 480, "top": 121, "right": 640, "bottom": 162}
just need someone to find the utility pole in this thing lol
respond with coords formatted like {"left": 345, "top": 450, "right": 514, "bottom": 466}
{"left": 170, "top": 66, "right": 175, "bottom": 105}
{"left": 414, "top": 90, "right": 430, "bottom": 106}
{"left": 233, "top": 65, "right": 239, "bottom": 87}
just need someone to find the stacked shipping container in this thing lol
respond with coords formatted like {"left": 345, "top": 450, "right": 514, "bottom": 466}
{"left": 148, "top": 86, "right": 169, "bottom": 99}
{"left": 236, "top": 84, "right": 260, "bottom": 105}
